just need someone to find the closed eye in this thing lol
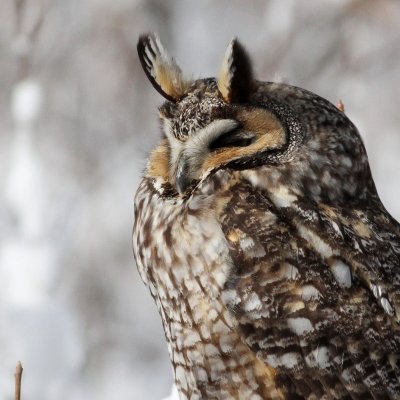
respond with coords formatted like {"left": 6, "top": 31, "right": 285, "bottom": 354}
{"left": 209, "top": 130, "right": 256, "bottom": 150}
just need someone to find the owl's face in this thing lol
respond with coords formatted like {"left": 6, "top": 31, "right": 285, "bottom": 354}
{"left": 158, "top": 81, "right": 288, "bottom": 194}
{"left": 138, "top": 34, "right": 374, "bottom": 203}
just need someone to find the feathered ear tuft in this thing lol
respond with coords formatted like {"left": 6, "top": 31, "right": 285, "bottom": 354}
{"left": 217, "top": 38, "right": 254, "bottom": 103}
{"left": 137, "top": 33, "right": 191, "bottom": 102}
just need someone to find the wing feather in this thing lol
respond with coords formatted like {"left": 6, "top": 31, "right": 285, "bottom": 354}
{"left": 216, "top": 176, "right": 400, "bottom": 399}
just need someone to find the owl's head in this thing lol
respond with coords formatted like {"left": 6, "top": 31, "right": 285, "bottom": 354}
{"left": 138, "top": 33, "right": 375, "bottom": 203}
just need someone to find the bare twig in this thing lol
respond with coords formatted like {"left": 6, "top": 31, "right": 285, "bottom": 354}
{"left": 15, "top": 362, "right": 23, "bottom": 400}
{"left": 29, "top": 0, "right": 52, "bottom": 44}
{"left": 14, "top": 0, "right": 25, "bottom": 36}
{"left": 13, "top": 0, "right": 52, "bottom": 79}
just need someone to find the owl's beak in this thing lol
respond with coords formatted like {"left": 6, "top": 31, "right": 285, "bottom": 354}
{"left": 176, "top": 155, "right": 192, "bottom": 194}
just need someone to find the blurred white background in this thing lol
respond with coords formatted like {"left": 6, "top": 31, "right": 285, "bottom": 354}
{"left": 0, "top": 1, "right": 399, "bottom": 399}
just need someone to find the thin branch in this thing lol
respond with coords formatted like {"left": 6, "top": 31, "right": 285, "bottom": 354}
{"left": 29, "top": 0, "right": 52, "bottom": 44}
{"left": 13, "top": 0, "right": 52, "bottom": 79}
{"left": 14, "top": 361, "right": 23, "bottom": 400}
{"left": 14, "top": 0, "right": 25, "bottom": 36}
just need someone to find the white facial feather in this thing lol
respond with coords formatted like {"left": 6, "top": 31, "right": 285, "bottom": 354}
{"left": 163, "top": 119, "right": 181, "bottom": 164}
{"left": 166, "top": 119, "right": 238, "bottom": 182}
{"left": 184, "top": 119, "right": 238, "bottom": 159}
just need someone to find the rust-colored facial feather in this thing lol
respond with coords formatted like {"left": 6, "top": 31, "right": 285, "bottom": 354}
{"left": 145, "top": 106, "right": 286, "bottom": 193}
{"left": 202, "top": 109, "right": 286, "bottom": 172}
{"left": 146, "top": 139, "right": 170, "bottom": 180}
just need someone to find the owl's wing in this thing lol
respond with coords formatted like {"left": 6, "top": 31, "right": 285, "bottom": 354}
{"left": 217, "top": 176, "right": 400, "bottom": 399}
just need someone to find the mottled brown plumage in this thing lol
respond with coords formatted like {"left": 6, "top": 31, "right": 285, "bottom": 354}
{"left": 133, "top": 33, "right": 400, "bottom": 399}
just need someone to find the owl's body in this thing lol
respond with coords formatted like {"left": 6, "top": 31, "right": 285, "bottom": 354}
{"left": 133, "top": 35, "right": 400, "bottom": 399}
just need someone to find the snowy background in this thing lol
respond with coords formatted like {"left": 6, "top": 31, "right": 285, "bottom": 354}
{"left": 0, "top": 1, "right": 399, "bottom": 399}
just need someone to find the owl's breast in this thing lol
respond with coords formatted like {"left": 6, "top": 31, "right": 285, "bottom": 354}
{"left": 133, "top": 175, "right": 231, "bottom": 298}
{"left": 133, "top": 175, "right": 235, "bottom": 397}
{"left": 133, "top": 173, "right": 285, "bottom": 399}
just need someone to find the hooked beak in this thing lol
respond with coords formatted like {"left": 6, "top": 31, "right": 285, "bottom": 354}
{"left": 176, "top": 155, "right": 192, "bottom": 194}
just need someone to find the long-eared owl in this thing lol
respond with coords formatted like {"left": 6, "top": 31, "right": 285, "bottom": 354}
{"left": 133, "top": 33, "right": 400, "bottom": 400}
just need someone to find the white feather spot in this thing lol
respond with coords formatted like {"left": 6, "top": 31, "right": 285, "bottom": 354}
{"left": 219, "top": 336, "right": 234, "bottom": 354}
{"left": 175, "top": 365, "right": 188, "bottom": 390}
{"left": 205, "top": 343, "right": 219, "bottom": 357}
{"left": 342, "top": 157, "right": 353, "bottom": 167}
{"left": 208, "top": 309, "right": 218, "bottom": 321}
{"left": 195, "top": 367, "right": 208, "bottom": 382}
{"left": 153, "top": 177, "right": 165, "bottom": 194}
{"left": 269, "top": 186, "right": 298, "bottom": 208}
{"left": 243, "top": 171, "right": 261, "bottom": 186}
{"left": 265, "top": 354, "right": 279, "bottom": 368}
{"left": 298, "top": 225, "right": 334, "bottom": 258}
{"left": 209, "top": 357, "right": 226, "bottom": 379}
{"left": 171, "top": 264, "right": 187, "bottom": 284}
{"left": 381, "top": 297, "right": 394, "bottom": 315}
{"left": 249, "top": 395, "right": 263, "bottom": 400}
{"left": 213, "top": 269, "right": 228, "bottom": 288}
{"left": 239, "top": 236, "right": 266, "bottom": 258}
{"left": 282, "top": 262, "right": 300, "bottom": 280}
{"left": 183, "top": 331, "right": 201, "bottom": 347}
{"left": 238, "top": 388, "right": 258, "bottom": 399}
{"left": 341, "top": 368, "right": 353, "bottom": 382}
{"left": 244, "top": 293, "right": 263, "bottom": 312}
{"left": 313, "top": 346, "right": 330, "bottom": 369}
{"left": 280, "top": 352, "right": 301, "bottom": 369}
{"left": 222, "top": 289, "right": 241, "bottom": 307}
{"left": 213, "top": 319, "right": 231, "bottom": 334}
{"left": 200, "top": 325, "right": 211, "bottom": 340}
{"left": 240, "top": 236, "right": 255, "bottom": 251}
{"left": 371, "top": 283, "right": 383, "bottom": 298}
{"left": 287, "top": 317, "right": 314, "bottom": 336}
{"left": 330, "top": 220, "right": 343, "bottom": 238}
{"left": 301, "top": 285, "right": 321, "bottom": 301}
{"left": 331, "top": 260, "right": 352, "bottom": 288}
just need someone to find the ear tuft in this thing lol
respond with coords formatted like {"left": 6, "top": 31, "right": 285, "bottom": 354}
{"left": 137, "top": 33, "right": 191, "bottom": 102}
{"left": 217, "top": 38, "right": 254, "bottom": 103}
